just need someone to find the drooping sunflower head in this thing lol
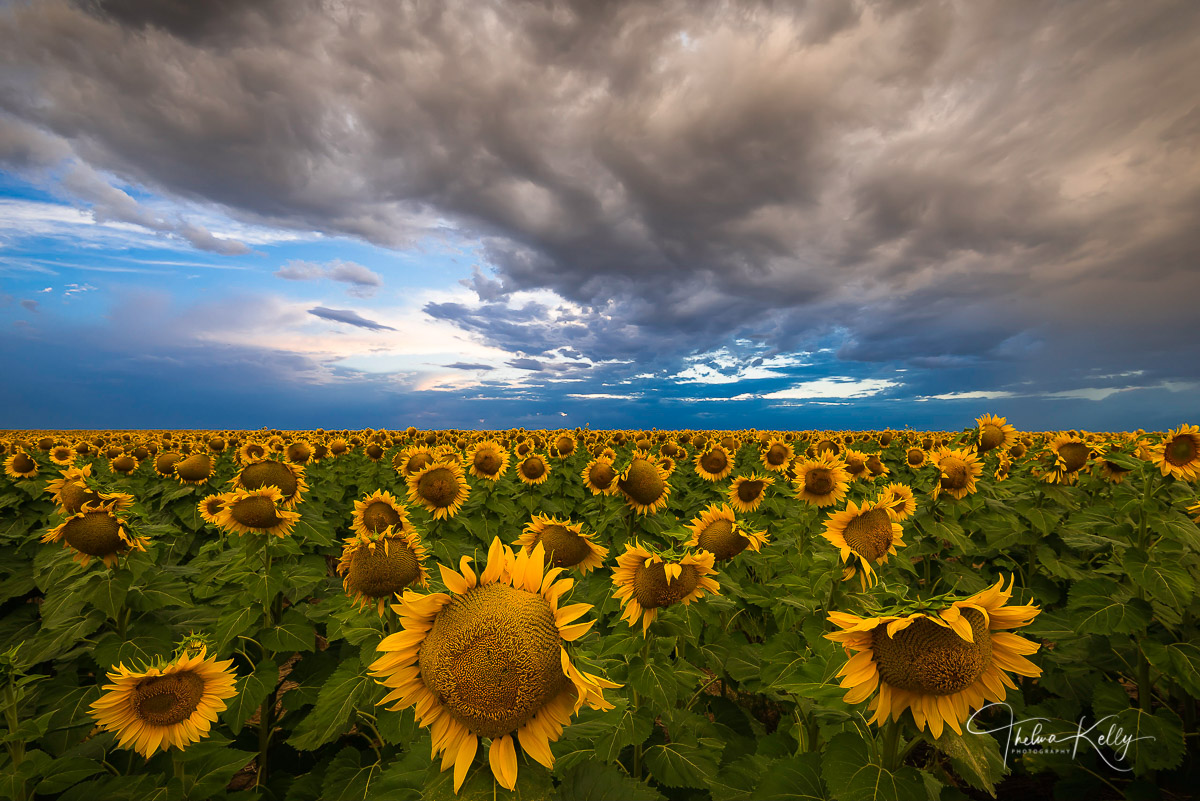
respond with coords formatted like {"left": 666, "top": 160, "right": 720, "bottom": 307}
{"left": 337, "top": 526, "right": 430, "bottom": 614}
{"left": 406, "top": 460, "right": 470, "bottom": 519}
{"left": 611, "top": 543, "right": 720, "bottom": 633}
{"left": 173, "top": 453, "right": 215, "bottom": 486}
{"left": 4, "top": 451, "right": 39, "bottom": 480}
{"left": 685, "top": 503, "right": 768, "bottom": 562}
{"left": 233, "top": 458, "right": 308, "bottom": 508}
{"left": 197, "top": 494, "right": 226, "bottom": 526}
{"left": 212, "top": 486, "right": 301, "bottom": 538}
{"left": 351, "top": 490, "right": 412, "bottom": 538}
{"left": 517, "top": 514, "right": 608, "bottom": 573}
{"left": 42, "top": 498, "right": 148, "bottom": 568}
{"left": 821, "top": 497, "right": 907, "bottom": 590}
{"left": 153, "top": 452, "right": 183, "bottom": 478}
{"left": 369, "top": 539, "right": 618, "bottom": 792}
{"left": 49, "top": 445, "right": 76, "bottom": 466}
{"left": 975, "top": 413, "right": 1017, "bottom": 454}
{"left": 237, "top": 441, "right": 268, "bottom": 464}
{"left": 285, "top": 440, "right": 314, "bottom": 464}
{"left": 581, "top": 457, "right": 618, "bottom": 496}
{"left": 516, "top": 453, "right": 551, "bottom": 485}
{"left": 878, "top": 483, "right": 917, "bottom": 520}
{"left": 931, "top": 448, "right": 983, "bottom": 500}
{"left": 109, "top": 453, "right": 139, "bottom": 476}
{"left": 728, "top": 472, "right": 774, "bottom": 513}
{"left": 826, "top": 576, "right": 1041, "bottom": 739}
{"left": 90, "top": 646, "right": 238, "bottom": 758}
{"left": 466, "top": 439, "right": 509, "bottom": 480}
{"left": 842, "top": 449, "right": 869, "bottom": 479}
{"left": 1152, "top": 424, "right": 1200, "bottom": 481}
{"left": 617, "top": 452, "right": 672, "bottom": 515}
{"left": 694, "top": 445, "right": 733, "bottom": 482}
{"left": 792, "top": 453, "right": 851, "bottom": 508}
{"left": 760, "top": 439, "right": 793, "bottom": 473}
{"left": 45, "top": 464, "right": 103, "bottom": 514}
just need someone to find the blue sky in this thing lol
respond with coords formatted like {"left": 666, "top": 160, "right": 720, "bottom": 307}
{"left": 2, "top": 1, "right": 1198, "bottom": 432}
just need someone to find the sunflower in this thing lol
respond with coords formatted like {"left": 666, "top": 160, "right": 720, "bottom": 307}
{"left": 90, "top": 646, "right": 238, "bottom": 758}
{"left": 4, "top": 451, "right": 38, "bottom": 480}
{"left": 369, "top": 539, "right": 618, "bottom": 792}
{"left": 879, "top": 483, "right": 916, "bottom": 520}
{"left": 232, "top": 458, "right": 308, "bottom": 508}
{"left": 826, "top": 576, "right": 1042, "bottom": 739}
{"left": 45, "top": 464, "right": 107, "bottom": 514}
{"left": 728, "top": 473, "right": 774, "bottom": 513}
{"left": 466, "top": 440, "right": 509, "bottom": 481}
{"left": 1095, "top": 447, "right": 1134, "bottom": 484}
{"left": 1152, "top": 424, "right": 1200, "bottom": 481}
{"left": 174, "top": 453, "right": 216, "bottom": 486}
{"left": 611, "top": 544, "right": 720, "bottom": 633}
{"left": 759, "top": 440, "right": 793, "bottom": 473}
{"left": 516, "top": 454, "right": 551, "bottom": 486}
{"left": 407, "top": 460, "right": 471, "bottom": 520}
{"left": 904, "top": 448, "right": 929, "bottom": 469}
{"left": 237, "top": 441, "right": 268, "bottom": 464}
{"left": 975, "top": 414, "right": 1017, "bottom": 455}
{"left": 516, "top": 514, "right": 607, "bottom": 573}
{"left": 153, "top": 452, "right": 184, "bottom": 478}
{"left": 329, "top": 438, "right": 351, "bottom": 456}
{"left": 792, "top": 454, "right": 851, "bottom": 508}
{"left": 197, "top": 494, "right": 226, "bottom": 527}
{"left": 694, "top": 446, "right": 734, "bottom": 482}
{"left": 552, "top": 433, "right": 577, "bottom": 458}
{"left": 285, "top": 440, "right": 314, "bottom": 465}
{"left": 394, "top": 446, "right": 436, "bottom": 477}
{"left": 995, "top": 458, "right": 1012, "bottom": 482}
{"left": 821, "top": 497, "right": 907, "bottom": 591}
{"left": 109, "top": 454, "right": 139, "bottom": 476}
{"left": 338, "top": 526, "right": 430, "bottom": 615}
{"left": 212, "top": 487, "right": 301, "bottom": 538}
{"left": 42, "top": 499, "right": 148, "bottom": 568}
{"left": 351, "top": 490, "right": 412, "bottom": 538}
{"left": 581, "top": 457, "right": 618, "bottom": 496}
{"left": 685, "top": 504, "right": 768, "bottom": 562}
{"left": 865, "top": 454, "right": 890, "bottom": 478}
{"left": 49, "top": 445, "right": 76, "bottom": 466}
{"left": 842, "top": 449, "right": 870, "bottom": 481}
{"left": 1042, "top": 434, "right": 1091, "bottom": 485}
{"left": 617, "top": 452, "right": 672, "bottom": 515}
{"left": 931, "top": 448, "right": 983, "bottom": 500}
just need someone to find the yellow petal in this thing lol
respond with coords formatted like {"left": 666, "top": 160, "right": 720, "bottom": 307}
{"left": 439, "top": 564, "right": 469, "bottom": 596}
{"left": 453, "top": 731, "right": 478, "bottom": 793}
{"left": 489, "top": 734, "right": 518, "bottom": 790}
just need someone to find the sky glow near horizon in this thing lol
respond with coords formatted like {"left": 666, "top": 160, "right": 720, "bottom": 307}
{"left": 1, "top": 0, "right": 1198, "bottom": 431}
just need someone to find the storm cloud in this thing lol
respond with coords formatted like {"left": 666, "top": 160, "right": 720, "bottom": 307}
{"left": 2, "top": 0, "right": 1198, "bottom": 423}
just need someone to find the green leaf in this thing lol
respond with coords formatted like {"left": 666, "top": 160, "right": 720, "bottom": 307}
{"left": 921, "top": 727, "right": 1008, "bottom": 797}
{"left": 365, "top": 748, "right": 428, "bottom": 801}
{"left": 1141, "top": 640, "right": 1200, "bottom": 698}
{"left": 1067, "top": 578, "right": 1152, "bottom": 634}
{"left": 259, "top": 610, "right": 317, "bottom": 653}
{"left": 555, "top": 762, "right": 665, "bottom": 801}
{"left": 288, "top": 656, "right": 381, "bottom": 751}
{"left": 641, "top": 738, "right": 723, "bottom": 789}
{"left": 321, "top": 746, "right": 381, "bottom": 801}
{"left": 213, "top": 604, "right": 260, "bottom": 650}
{"left": 626, "top": 659, "right": 683, "bottom": 709}
{"left": 821, "top": 732, "right": 927, "bottom": 801}
{"left": 421, "top": 759, "right": 554, "bottom": 801}
{"left": 87, "top": 571, "right": 131, "bottom": 619}
{"left": 34, "top": 757, "right": 104, "bottom": 795}
{"left": 1122, "top": 551, "right": 1193, "bottom": 610}
{"left": 224, "top": 657, "right": 278, "bottom": 735}
{"left": 753, "top": 753, "right": 826, "bottom": 800}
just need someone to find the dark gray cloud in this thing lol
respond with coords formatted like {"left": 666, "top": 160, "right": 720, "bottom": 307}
{"left": 307, "top": 306, "right": 396, "bottom": 331}
{"left": 20, "top": 299, "right": 38, "bottom": 313}
{"left": 443, "top": 362, "right": 494, "bottom": 371}
{"left": 276, "top": 259, "right": 384, "bottom": 297}
{"left": 2, "top": 0, "right": 1198, "bottom": 401}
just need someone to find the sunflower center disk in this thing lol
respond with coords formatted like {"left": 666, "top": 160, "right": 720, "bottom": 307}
{"left": 805, "top": 469, "right": 834, "bottom": 496}
{"left": 239, "top": 461, "right": 297, "bottom": 497}
{"left": 155, "top": 453, "right": 182, "bottom": 475}
{"left": 418, "top": 583, "right": 566, "bottom": 739}
{"left": 1166, "top": 436, "right": 1197, "bottom": 466}
{"left": 362, "top": 501, "right": 401, "bottom": 533}
{"left": 539, "top": 524, "right": 590, "bottom": 568}
{"left": 13, "top": 454, "right": 35, "bottom": 473}
{"left": 1056, "top": 443, "right": 1089, "bottom": 473}
{"left": 174, "top": 454, "right": 212, "bottom": 481}
{"left": 230, "top": 496, "right": 283, "bottom": 529}
{"left": 588, "top": 462, "right": 615, "bottom": 489}
{"left": 907, "top": 450, "right": 924, "bottom": 466}
{"left": 418, "top": 468, "right": 458, "bottom": 507}
{"left": 939, "top": 458, "right": 970, "bottom": 490}
{"left": 619, "top": 460, "right": 664, "bottom": 505}
{"left": 737, "top": 481, "right": 764, "bottom": 503}
{"left": 842, "top": 509, "right": 893, "bottom": 562}
{"left": 766, "top": 445, "right": 788, "bottom": 465}
{"left": 474, "top": 451, "right": 501, "bottom": 475}
{"left": 63, "top": 512, "right": 125, "bottom": 557}
{"left": 520, "top": 458, "right": 546, "bottom": 480}
{"left": 700, "top": 451, "right": 728, "bottom": 475}
{"left": 60, "top": 481, "right": 102, "bottom": 514}
{"left": 133, "top": 671, "right": 206, "bottom": 727}
{"left": 846, "top": 457, "right": 865, "bottom": 475}
{"left": 697, "top": 519, "right": 747, "bottom": 561}
{"left": 632, "top": 562, "right": 700, "bottom": 609}
{"left": 871, "top": 609, "right": 992, "bottom": 696}
{"left": 348, "top": 543, "right": 420, "bottom": 597}
{"left": 979, "top": 426, "right": 1005, "bottom": 451}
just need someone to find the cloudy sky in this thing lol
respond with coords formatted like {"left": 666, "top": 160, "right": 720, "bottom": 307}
{"left": 1, "top": 0, "right": 1197, "bottom": 431}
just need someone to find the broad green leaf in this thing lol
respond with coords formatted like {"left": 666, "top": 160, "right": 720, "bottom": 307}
{"left": 1123, "top": 551, "right": 1194, "bottom": 610}
{"left": 821, "top": 732, "right": 927, "bottom": 801}
{"left": 1141, "top": 640, "right": 1200, "bottom": 698}
{"left": 224, "top": 657, "right": 278, "bottom": 735}
{"left": 921, "top": 727, "right": 1008, "bottom": 796}
{"left": 288, "top": 656, "right": 381, "bottom": 750}
{"left": 642, "top": 738, "right": 723, "bottom": 789}
{"left": 753, "top": 752, "right": 826, "bottom": 800}
{"left": 555, "top": 762, "right": 665, "bottom": 801}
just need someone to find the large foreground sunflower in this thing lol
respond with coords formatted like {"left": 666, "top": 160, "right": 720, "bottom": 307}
{"left": 212, "top": 487, "right": 301, "bottom": 538}
{"left": 821, "top": 497, "right": 907, "bottom": 590}
{"left": 338, "top": 526, "right": 430, "bottom": 615}
{"left": 1152, "top": 424, "right": 1200, "bottom": 481}
{"left": 611, "top": 544, "right": 720, "bottom": 633}
{"left": 685, "top": 504, "right": 768, "bottom": 561}
{"left": 616, "top": 452, "right": 671, "bottom": 515}
{"left": 1042, "top": 433, "right": 1091, "bottom": 485}
{"left": 826, "top": 576, "right": 1041, "bottom": 738}
{"left": 233, "top": 458, "right": 308, "bottom": 508}
{"left": 3, "top": 451, "right": 38, "bottom": 480}
{"left": 407, "top": 460, "right": 471, "bottom": 520}
{"left": 369, "top": 539, "right": 618, "bottom": 793}
{"left": 516, "top": 514, "right": 608, "bottom": 573}
{"left": 90, "top": 646, "right": 238, "bottom": 757}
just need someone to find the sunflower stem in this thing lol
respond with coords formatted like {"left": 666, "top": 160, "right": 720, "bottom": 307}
{"left": 881, "top": 718, "right": 904, "bottom": 771}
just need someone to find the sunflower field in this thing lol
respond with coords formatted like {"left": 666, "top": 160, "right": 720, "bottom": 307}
{"left": 2, "top": 421, "right": 1199, "bottom": 801}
